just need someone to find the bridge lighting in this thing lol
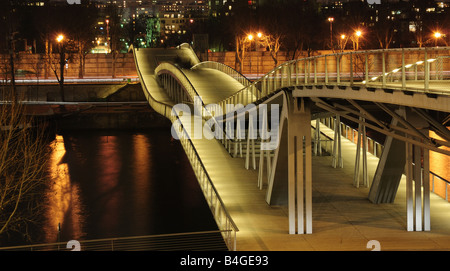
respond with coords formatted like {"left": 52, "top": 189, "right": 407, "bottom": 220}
{"left": 427, "top": 58, "right": 437, "bottom": 63}
{"left": 341, "top": 34, "right": 346, "bottom": 40}
{"left": 405, "top": 64, "right": 413, "bottom": 68}
{"left": 392, "top": 68, "right": 400, "bottom": 73}
{"left": 416, "top": 61, "right": 424, "bottom": 65}
{"left": 257, "top": 32, "right": 262, "bottom": 39}
{"left": 355, "top": 30, "right": 362, "bottom": 37}
{"left": 247, "top": 34, "right": 254, "bottom": 41}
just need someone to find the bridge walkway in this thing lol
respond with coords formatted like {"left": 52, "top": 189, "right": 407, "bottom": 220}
{"left": 204, "top": 121, "right": 450, "bottom": 251}
{"left": 182, "top": 68, "right": 247, "bottom": 104}
{"left": 134, "top": 46, "right": 450, "bottom": 250}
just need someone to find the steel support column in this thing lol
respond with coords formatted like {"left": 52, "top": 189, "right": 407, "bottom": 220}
{"left": 288, "top": 97, "right": 312, "bottom": 234}
{"left": 406, "top": 141, "right": 431, "bottom": 232}
{"left": 332, "top": 115, "right": 343, "bottom": 168}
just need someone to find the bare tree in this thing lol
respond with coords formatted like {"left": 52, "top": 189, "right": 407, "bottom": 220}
{"left": 260, "top": 34, "right": 282, "bottom": 68}
{"left": 374, "top": 18, "right": 396, "bottom": 49}
{"left": 0, "top": 92, "right": 50, "bottom": 242}
{"left": 235, "top": 35, "right": 252, "bottom": 73}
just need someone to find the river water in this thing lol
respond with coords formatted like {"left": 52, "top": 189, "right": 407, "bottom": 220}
{"left": 40, "top": 129, "right": 218, "bottom": 244}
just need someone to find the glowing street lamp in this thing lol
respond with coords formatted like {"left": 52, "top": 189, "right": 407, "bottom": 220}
{"left": 434, "top": 31, "right": 443, "bottom": 46}
{"left": 56, "top": 34, "right": 66, "bottom": 102}
{"left": 328, "top": 17, "right": 334, "bottom": 49}
{"left": 339, "top": 34, "right": 348, "bottom": 51}
{"left": 353, "top": 30, "right": 363, "bottom": 51}
{"left": 56, "top": 34, "right": 64, "bottom": 43}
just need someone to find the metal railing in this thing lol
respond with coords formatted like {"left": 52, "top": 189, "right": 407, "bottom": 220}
{"left": 322, "top": 116, "right": 450, "bottom": 203}
{"left": 0, "top": 230, "right": 230, "bottom": 251}
{"left": 204, "top": 47, "right": 450, "bottom": 114}
{"left": 431, "top": 172, "right": 450, "bottom": 202}
{"left": 171, "top": 114, "right": 238, "bottom": 250}
{"left": 155, "top": 62, "right": 203, "bottom": 105}
{"left": 133, "top": 48, "right": 238, "bottom": 251}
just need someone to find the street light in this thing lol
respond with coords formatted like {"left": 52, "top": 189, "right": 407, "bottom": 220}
{"left": 339, "top": 34, "right": 348, "bottom": 52}
{"left": 434, "top": 31, "right": 443, "bottom": 47}
{"left": 56, "top": 34, "right": 64, "bottom": 43}
{"left": 353, "top": 30, "right": 363, "bottom": 51}
{"left": 106, "top": 19, "right": 110, "bottom": 52}
{"left": 56, "top": 34, "right": 66, "bottom": 102}
{"left": 328, "top": 17, "right": 334, "bottom": 49}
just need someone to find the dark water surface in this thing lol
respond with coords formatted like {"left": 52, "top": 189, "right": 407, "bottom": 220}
{"left": 41, "top": 129, "right": 218, "bottom": 243}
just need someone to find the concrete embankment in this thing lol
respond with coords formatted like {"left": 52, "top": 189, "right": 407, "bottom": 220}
{"left": 13, "top": 83, "right": 171, "bottom": 130}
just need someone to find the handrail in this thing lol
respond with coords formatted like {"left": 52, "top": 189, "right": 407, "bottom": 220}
{"left": 156, "top": 63, "right": 202, "bottom": 104}
{"left": 191, "top": 61, "right": 253, "bottom": 88}
{"left": 322, "top": 116, "right": 450, "bottom": 200}
{"left": 0, "top": 230, "right": 231, "bottom": 251}
{"left": 132, "top": 47, "right": 238, "bottom": 251}
{"left": 211, "top": 46, "right": 450, "bottom": 112}
{"left": 155, "top": 62, "right": 235, "bottom": 141}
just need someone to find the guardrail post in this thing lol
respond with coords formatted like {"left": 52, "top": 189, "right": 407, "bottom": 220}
{"left": 382, "top": 51, "right": 386, "bottom": 87}
{"left": 424, "top": 48, "right": 429, "bottom": 91}
{"left": 365, "top": 53, "right": 369, "bottom": 84}
{"left": 336, "top": 55, "right": 340, "bottom": 84}
{"left": 350, "top": 53, "right": 353, "bottom": 85}
{"left": 288, "top": 64, "right": 292, "bottom": 86}
{"left": 314, "top": 58, "right": 317, "bottom": 84}
{"left": 305, "top": 60, "right": 308, "bottom": 84}
{"left": 401, "top": 48, "right": 406, "bottom": 88}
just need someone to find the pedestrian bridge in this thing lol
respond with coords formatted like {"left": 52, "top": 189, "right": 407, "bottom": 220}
{"left": 132, "top": 44, "right": 450, "bottom": 250}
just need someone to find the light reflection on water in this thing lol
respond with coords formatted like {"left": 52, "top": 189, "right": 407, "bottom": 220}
{"left": 42, "top": 130, "right": 218, "bottom": 243}
{"left": 43, "top": 135, "right": 85, "bottom": 243}
{"left": 40, "top": 128, "right": 450, "bottom": 244}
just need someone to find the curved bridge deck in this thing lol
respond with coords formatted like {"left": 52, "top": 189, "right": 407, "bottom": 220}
{"left": 133, "top": 45, "right": 450, "bottom": 250}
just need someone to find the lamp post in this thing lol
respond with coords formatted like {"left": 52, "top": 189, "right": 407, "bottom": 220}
{"left": 339, "top": 34, "right": 348, "bottom": 52}
{"left": 56, "top": 34, "right": 66, "bottom": 102}
{"left": 106, "top": 19, "right": 110, "bottom": 53}
{"left": 353, "top": 30, "right": 362, "bottom": 51}
{"left": 247, "top": 34, "right": 254, "bottom": 75}
{"left": 328, "top": 17, "right": 334, "bottom": 49}
{"left": 256, "top": 32, "right": 262, "bottom": 77}
{"left": 247, "top": 32, "right": 264, "bottom": 77}
{"left": 434, "top": 31, "right": 442, "bottom": 47}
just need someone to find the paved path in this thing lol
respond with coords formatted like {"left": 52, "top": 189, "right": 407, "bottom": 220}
{"left": 192, "top": 122, "right": 450, "bottom": 251}
{"left": 182, "top": 68, "right": 246, "bottom": 104}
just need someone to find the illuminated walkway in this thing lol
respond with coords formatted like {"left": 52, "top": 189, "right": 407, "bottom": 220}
{"left": 133, "top": 44, "right": 450, "bottom": 250}
{"left": 228, "top": 123, "right": 450, "bottom": 250}
{"left": 186, "top": 119, "right": 450, "bottom": 250}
